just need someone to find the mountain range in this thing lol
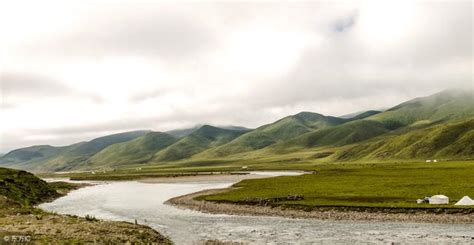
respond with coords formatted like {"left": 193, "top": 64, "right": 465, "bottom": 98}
{"left": 1, "top": 89, "right": 473, "bottom": 172}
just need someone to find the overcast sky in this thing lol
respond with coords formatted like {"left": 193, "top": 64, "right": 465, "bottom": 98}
{"left": 0, "top": 0, "right": 472, "bottom": 152}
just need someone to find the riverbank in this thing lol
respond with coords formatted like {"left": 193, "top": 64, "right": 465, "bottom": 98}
{"left": 167, "top": 188, "right": 474, "bottom": 224}
{"left": 0, "top": 167, "right": 171, "bottom": 244}
{"left": 139, "top": 171, "right": 304, "bottom": 183}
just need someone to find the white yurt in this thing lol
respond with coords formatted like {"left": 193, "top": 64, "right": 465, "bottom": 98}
{"left": 455, "top": 196, "right": 474, "bottom": 206}
{"left": 429, "top": 195, "right": 449, "bottom": 204}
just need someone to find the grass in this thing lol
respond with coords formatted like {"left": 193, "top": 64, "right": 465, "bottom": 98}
{"left": 0, "top": 167, "right": 60, "bottom": 205}
{"left": 201, "top": 161, "right": 474, "bottom": 209}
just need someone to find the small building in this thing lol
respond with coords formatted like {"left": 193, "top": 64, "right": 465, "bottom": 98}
{"left": 241, "top": 166, "right": 248, "bottom": 169}
{"left": 429, "top": 195, "right": 449, "bottom": 204}
{"left": 455, "top": 196, "right": 474, "bottom": 206}
{"left": 433, "top": 159, "right": 438, "bottom": 163}
{"left": 426, "top": 160, "right": 432, "bottom": 163}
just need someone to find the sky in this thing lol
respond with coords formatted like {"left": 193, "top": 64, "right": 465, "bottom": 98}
{"left": 0, "top": 0, "right": 472, "bottom": 153}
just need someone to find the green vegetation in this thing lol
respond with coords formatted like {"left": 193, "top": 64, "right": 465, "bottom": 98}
{"left": 370, "top": 90, "right": 474, "bottom": 127}
{"left": 335, "top": 118, "right": 474, "bottom": 161}
{"left": 0, "top": 131, "right": 150, "bottom": 172}
{"left": 201, "top": 161, "right": 474, "bottom": 209}
{"left": 154, "top": 125, "right": 247, "bottom": 161}
{"left": 200, "top": 112, "right": 345, "bottom": 157}
{"left": 1, "top": 89, "right": 473, "bottom": 173}
{"left": 0, "top": 167, "right": 60, "bottom": 205}
{"left": 88, "top": 132, "right": 177, "bottom": 167}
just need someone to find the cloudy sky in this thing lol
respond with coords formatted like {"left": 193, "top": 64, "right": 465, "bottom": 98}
{"left": 0, "top": 0, "right": 472, "bottom": 152}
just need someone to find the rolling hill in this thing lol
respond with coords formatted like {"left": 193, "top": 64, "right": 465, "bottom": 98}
{"left": 370, "top": 90, "right": 474, "bottom": 129}
{"left": 0, "top": 131, "right": 150, "bottom": 172}
{"left": 1, "top": 89, "right": 473, "bottom": 172}
{"left": 87, "top": 132, "right": 177, "bottom": 167}
{"left": 334, "top": 117, "right": 474, "bottom": 161}
{"left": 153, "top": 125, "right": 248, "bottom": 161}
{"left": 198, "top": 112, "right": 346, "bottom": 157}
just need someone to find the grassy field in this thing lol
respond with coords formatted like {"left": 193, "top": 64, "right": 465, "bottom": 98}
{"left": 201, "top": 161, "right": 474, "bottom": 209}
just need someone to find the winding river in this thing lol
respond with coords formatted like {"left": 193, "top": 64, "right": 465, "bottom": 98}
{"left": 40, "top": 172, "right": 474, "bottom": 244}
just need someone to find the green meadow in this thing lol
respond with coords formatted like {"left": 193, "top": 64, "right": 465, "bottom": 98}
{"left": 201, "top": 161, "right": 474, "bottom": 209}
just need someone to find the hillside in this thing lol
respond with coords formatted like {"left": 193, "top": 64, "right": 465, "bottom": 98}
{"left": 1, "top": 89, "right": 473, "bottom": 172}
{"left": 0, "top": 167, "right": 60, "bottom": 205}
{"left": 334, "top": 117, "right": 474, "bottom": 161}
{"left": 269, "top": 89, "right": 474, "bottom": 154}
{"left": 370, "top": 90, "right": 474, "bottom": 128}
{"left": 0, "top": 131, "right": 150, "bottom": 172}
{"left": 272, "top": 119, "right": 390, "bottom": 153}
{"left": 87, "top": 132, "right": 177, "bottom": 167}
{"left": 153, "top": 125, "right": 247, "bottom": 161}
{"left": 199, "top": 112, "right": 346, "bottom": 157}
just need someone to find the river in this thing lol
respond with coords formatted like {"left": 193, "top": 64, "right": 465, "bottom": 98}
{"left": 40, "top": 172, "right": 474, "bottom": 244}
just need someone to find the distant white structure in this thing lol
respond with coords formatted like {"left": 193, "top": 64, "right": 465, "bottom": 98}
{"left": 429, "top": 195, "right": 449, "bottom": 204}
{"left": 241, "top": 166, "right": 248, "bottom": 169}
{"left": 455, "top": 196, "right": 474, "bottom": 206}
{"left": 433, "top": 159, "right": 438, "bottom": 163}
{"left": 426, "top": 160, "right": 432, "bottom": 163}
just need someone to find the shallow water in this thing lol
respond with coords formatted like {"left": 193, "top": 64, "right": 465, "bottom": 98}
{"left": 40, "top": 172, "right": 474, "bottom": 244}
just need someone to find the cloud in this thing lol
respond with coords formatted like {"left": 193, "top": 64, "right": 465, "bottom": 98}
{"left": 9, "top": 3, "right": 218, "bottom": 63}
{"left": 1, "top": 72, "right": 70, "bottom": 95}
{"left": 0, "top": 1, "right": 472, "bottom": 153}
{"left": 0, "top": 72, "right": 103, "bottom": 108}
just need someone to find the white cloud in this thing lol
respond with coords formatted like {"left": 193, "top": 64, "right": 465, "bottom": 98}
{"left": 0, "top": 0, "right": 472, "bottom": 152}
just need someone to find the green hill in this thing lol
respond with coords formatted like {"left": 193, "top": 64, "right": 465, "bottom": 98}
{"left": 153, "top": 125, "right": 247, "bottom": 161}
{"left": 370, "top": 90, "right": 474, "bottom": 129}
{"left": 272, "top": 89, "right": 474, "bottom": 154}
{"left": 346, "top": 110, "right": 382, "bottom": 121}
{"left": 87, "top": 132, "right": 177, "bottom": 168}
{"left": 273, "top": 119, "right": 390, "bottom": 153}
{"left": 335, "top": 117, "right": 474, "bottom": 161}
{"left": 0, "top": 131, "right": 150, "bottom": 172}
{"left": 1, "top": 90, "right": 473, "bottom": 172}
{"left": 201, "top": 112, "right": 345, "bottom": 157}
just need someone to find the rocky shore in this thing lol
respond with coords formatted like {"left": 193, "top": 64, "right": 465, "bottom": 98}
{"left": 166, "top": 188, "right": 474, "bottom": 224}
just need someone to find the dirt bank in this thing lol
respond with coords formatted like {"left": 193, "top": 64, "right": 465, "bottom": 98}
{"left": 166, "top": 188, "right": 474, "bottom": 224}
{"left": 0, "top": 182, "right": 172, "bottom": 244}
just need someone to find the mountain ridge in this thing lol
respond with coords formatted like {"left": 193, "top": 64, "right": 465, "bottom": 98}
{"left": 1, "top": 89, "right": 473, "bottom": 172}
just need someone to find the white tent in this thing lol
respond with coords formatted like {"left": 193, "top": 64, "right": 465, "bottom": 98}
{"left": 429, "top": 195, "right": 449, "bottom": 204}
{"left": 455, "top": 196, "right": 474, "bottom": 206}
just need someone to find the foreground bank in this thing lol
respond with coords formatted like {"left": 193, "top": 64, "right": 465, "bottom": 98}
{"left": 0, "top": 167, "right": 171, "bottom": 244}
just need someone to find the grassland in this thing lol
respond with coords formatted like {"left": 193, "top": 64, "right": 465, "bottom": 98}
{"left": 201, "top": 161, "right": 474, "bottom": 210}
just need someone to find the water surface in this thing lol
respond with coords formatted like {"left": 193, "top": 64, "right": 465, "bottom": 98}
{"left": 40, "top": 172, "right": 474, "bottom": 244}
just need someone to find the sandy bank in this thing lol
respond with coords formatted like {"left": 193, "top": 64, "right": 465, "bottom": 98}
{"left": 166, "top": 188, "right": 474, "bottom": 224}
